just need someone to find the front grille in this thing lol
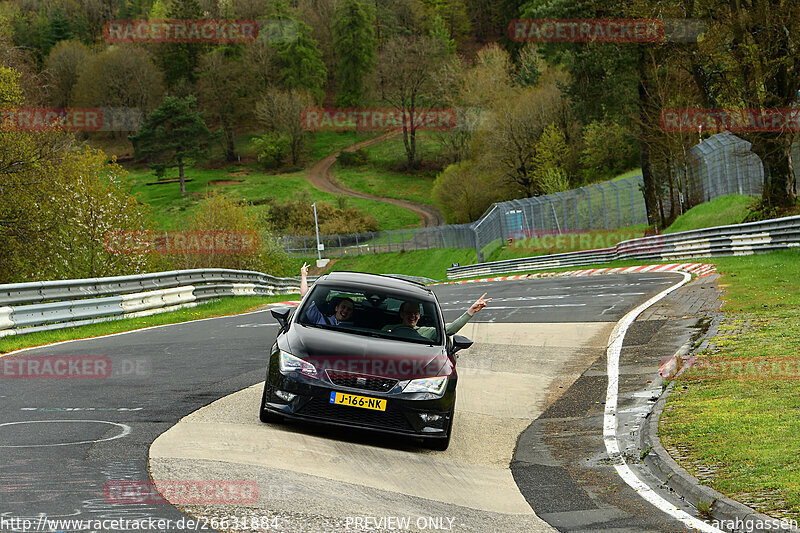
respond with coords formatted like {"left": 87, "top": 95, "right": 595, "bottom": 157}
{"left": 298, "top": 398, "right": 414, "bottom": 432}
{"left": 325, "top": 370, "right": 398, "bottom": 392}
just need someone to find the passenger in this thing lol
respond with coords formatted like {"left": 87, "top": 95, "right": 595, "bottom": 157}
{"left": 305, "top": 296, "right": 354, "bottom": 326}
{"left": 300, "top": 262, "right": 354, "bottom": 325}
{"left": 383, "top": 293, "right": 491, "bottom": 341}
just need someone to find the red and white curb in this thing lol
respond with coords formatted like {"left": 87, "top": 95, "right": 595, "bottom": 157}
{"left": 431, "top": 263, "right": 717, "bottom": 286}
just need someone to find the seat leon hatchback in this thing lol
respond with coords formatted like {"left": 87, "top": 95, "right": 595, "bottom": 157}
{"left": 259, "top": 272, "right": 473, "bottom": 450}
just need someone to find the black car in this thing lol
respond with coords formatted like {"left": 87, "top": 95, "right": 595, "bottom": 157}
{"left": 259, "top": 272, "right": 473, "bottom": 450}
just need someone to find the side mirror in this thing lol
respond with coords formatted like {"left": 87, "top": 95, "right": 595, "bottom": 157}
{"left": 271, "top": 307, "right": 293, "bottom": 331}
{"left": 451, "top": 334, "right": 473, "bottom": 356}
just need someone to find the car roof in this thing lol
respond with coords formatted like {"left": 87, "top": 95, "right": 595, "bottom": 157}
{"left": 316, "top": 271, "right": 434, "bottom": 299}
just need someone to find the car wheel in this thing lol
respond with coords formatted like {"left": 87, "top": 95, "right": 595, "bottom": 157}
{"left": 259, "top": 381, "right": 283, "bottom": 424}
{"left": 427, "top": 407, "right": 454, "bottom": 451}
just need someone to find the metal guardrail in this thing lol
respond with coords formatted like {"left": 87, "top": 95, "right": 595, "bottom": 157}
{"left": 446, "top": 215, "right": 800, "bottom": 279}
{"left": 0, "top": 269, "right": 303, "bottom": 338}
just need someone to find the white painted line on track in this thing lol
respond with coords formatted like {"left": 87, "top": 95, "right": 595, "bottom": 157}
{"left": 440, "top": 304, "right": 587, "bottom": 310}
{"left": 603, "top": 271, "right": 724, "bottom": 533}
{"left": 0, "top": 420, "right": 131, "bottom": 448}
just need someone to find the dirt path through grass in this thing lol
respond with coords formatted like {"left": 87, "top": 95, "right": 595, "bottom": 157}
{"left": 305, "top": 131, "right": 445, "bottom": 227}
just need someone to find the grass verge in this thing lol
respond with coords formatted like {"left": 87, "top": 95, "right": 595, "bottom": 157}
{"left": 0, "top": 295, "right": 298, "bottom": 355}
{"left": 659, "top": 249, "right": 800, "bottom": 521}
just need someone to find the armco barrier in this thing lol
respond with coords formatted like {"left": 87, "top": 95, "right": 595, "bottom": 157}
{"left": 0, "top": 269, "right": 305, "bottom": 338}
{"left": 447, "top": 214, "right": 800, "bottom": 279}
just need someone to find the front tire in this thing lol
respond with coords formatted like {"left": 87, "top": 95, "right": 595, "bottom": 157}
{"left": 259, "top": 381, "right": 283, "bottom": 424}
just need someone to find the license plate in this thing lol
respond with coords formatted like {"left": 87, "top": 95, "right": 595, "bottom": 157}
{"left": 329, "top": 391, "right": 386, "bottom": 411}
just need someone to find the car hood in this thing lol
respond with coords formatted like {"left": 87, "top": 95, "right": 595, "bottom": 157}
{"left": 284, "top": 324, "right": 453, "bottom": 379}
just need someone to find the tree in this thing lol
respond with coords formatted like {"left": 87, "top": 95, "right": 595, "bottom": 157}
{"left": 72, "top": 45, "right": 164, "bottom": 115}
{"left": 152, "top": 0, "right": 207, "bottom": 91}
{"left": 371, "top": 35, "right": 450, "bottom": 168}
{"left": 244, "top": 35, "right": 280, "bottom": 92}
{"left": 74, "top": 0, "right": 118, "bottom": 42}
{"left": 428, "top": 15, "right": 457, "bottom": 56}
{"left": 474, "top": 79, "right": 570, "bottom": 197}
{"left": 333, "top": 0, "right": 377, "bottom": 106}
{"left": 178, "top": 191, "right": 291, "bottom": 275}
{"left": 519, "top": 0, "right": 669, "bottom": 224}
{"left": 44, "top": 39, "right": 93, "bottom": 107}
{"left": 433, "top": 161, "right": 505, "bottom": 223}
{"left": 255, "top": 87, "right": 315, "bottom": 166}
{"left": 195, "top": 48, "right": 256, "bottom": 161}
{"left": 129, "top": 96, "right": 213, "bottom": 196}
{"left": 372, "top": 0, "right": 423, "bottom": 46}
{"left": 274, "top": 17, "right": 327, "bottom": 102}
{"left": 695, "top": 0, "right": 800, "bottom": 207}
{"left": 580, "top": 119, "right": 638, "bottom": 181}
{"left": 419, "top": 0, "right": 470, "bottom": 45}
{"left": 0, "top": 66, "right": 155, "bottom": 282}
{"left": 298, "top": 0, "right": 339, "bottom": 91}
{"left": 43, "top": 148, "right": 158, "bottom": 280}
{"left": 531, "top": 123, "right": 569, "bottom": 193}
{"left": 45, "top": 7, "right": 72, "bottom": 51}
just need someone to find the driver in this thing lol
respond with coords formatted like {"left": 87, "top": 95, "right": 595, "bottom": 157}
{"left": 382, "top": 293, "right": 491, "bottom": 341}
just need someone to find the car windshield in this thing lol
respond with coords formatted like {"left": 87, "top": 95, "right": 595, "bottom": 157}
{"left": 297, "top": 285, "right": 442, "bottom": 344}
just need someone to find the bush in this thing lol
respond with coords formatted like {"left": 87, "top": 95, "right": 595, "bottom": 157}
{"left": 433, "top": 161, "right": 501, "bottom": 223}
{"left": 253, "top": 132, "right": 291, "bottom": 169}
{"left": 265, "top": 193, "right": 379, "bottom": 236}
{"left": 338, "top": 149, "right": 369, "bottom": 166}
{"left": 166, "top": 191, "right": 292, "bottom": 275}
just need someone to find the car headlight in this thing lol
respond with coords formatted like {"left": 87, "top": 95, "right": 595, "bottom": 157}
{"left": 278, "top": 350, "right": 319, "bottom": 379}
{"left": 403, "top": 376, "right": 448, "bottom": 396}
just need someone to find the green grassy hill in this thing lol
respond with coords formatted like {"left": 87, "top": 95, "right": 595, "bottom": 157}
{"left": 664, "top": 195, "right": 755, "bottom": 234}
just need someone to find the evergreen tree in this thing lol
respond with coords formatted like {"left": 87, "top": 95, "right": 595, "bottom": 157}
{"left": 428, "top": 15, "right": 456, "bottom": 57}
{"left": 154, "top": 0, "right": 207, "bottom": 90}
{"left": 332, "top": 0, "right": 377, "bottom": 107}
{"left": 275, "top": 19, "right": 328, "bottom": 103}
{"left": 269, "top": 1, "right": 327, "bottom": 102}
{"left": 129, "top": 96, "right": 213, "bottom": 196}
{"left": 44, "top": 8, "right": 73, "bottom": 54}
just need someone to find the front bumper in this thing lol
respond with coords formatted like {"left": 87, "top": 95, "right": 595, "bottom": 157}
{"left": 264, "top": 370, "right": 455, "bottom": 439}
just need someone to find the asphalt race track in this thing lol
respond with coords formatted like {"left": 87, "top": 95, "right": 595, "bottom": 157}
{"left": 0, "top": 273, "right": 706, "bottom": 533}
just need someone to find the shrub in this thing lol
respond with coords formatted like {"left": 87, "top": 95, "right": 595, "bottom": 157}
{"left": 253, "top": 132, "right": 291, "bottom": 169}
{"left": 265, "top": 196, "right": 379, "bottom": 236}
{"left": 338, "top": 148, "right": 369, "bottom": 166}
